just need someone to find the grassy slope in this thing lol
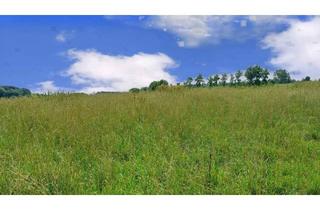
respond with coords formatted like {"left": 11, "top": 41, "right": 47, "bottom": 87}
{"left": 0, "top": 82, "right": 319, "bottom": 194}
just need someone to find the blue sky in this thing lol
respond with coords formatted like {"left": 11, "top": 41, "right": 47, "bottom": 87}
{"left": 0, "top": 15, "right": 319, "bottom": 92}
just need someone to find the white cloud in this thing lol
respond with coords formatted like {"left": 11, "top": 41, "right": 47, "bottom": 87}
{"left": 148, "top": 16, "right": 298, "bottom": 48}
{"left": 248, "top": 16, "right": 293, "bottom": 25}
{"left": 55, "top": 31, "right": 74, "bottom": 43}
{"left": 64, "top": 49, "right": 177, "bottom": 93}
{"left": 262, "top": 17, "right": 320, "bottom": 79}
{"left": 56, "top": 31, "right": 67, "bottom": 42}
{"left": 149, "top": 16, "right": 236, "bottom": 47}
{"left": 35, "top": 81, "right": 60, "bottom": 93}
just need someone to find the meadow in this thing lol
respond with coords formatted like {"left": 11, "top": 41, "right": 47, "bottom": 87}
{"left": 0, "top": 82, "right": 319, "bottom": 194}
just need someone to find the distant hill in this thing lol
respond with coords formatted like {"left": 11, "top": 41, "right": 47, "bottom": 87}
{"left": 0, "top": 86, "right": 31, "bottom": 98}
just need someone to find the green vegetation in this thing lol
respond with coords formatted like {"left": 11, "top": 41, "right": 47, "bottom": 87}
{"left": 129, "top": 65, "right": 307, "bottom": 92}
{"left": 0, "top": 82, "right": 319, "bottom": 194}
{"left": 0, "top": 86, "right": 31, "bottom": 98}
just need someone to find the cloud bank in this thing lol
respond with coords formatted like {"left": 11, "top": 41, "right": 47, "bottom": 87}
{"left": 64, "top": 49, "right": 177, "bottom": 93}
{"left": 149, "top": 16, "right": 235, "bottom": 47}
{"left": 263, "top": 17, "right": 320, "bottom": 79}
{"left": 148, "top": 16, "right": 295, "bottom": 48}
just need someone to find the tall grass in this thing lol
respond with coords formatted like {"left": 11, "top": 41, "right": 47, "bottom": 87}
{"left": 0, "top": 82, "right": 319, "bottom": 194}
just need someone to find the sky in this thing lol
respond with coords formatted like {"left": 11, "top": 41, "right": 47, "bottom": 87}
{"left": 0, "top": 15, "right": 319, "bottom": 93}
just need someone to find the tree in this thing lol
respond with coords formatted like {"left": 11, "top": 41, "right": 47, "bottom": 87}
{"left": 213, "top": 74, "right": 220, "bottom": 86}
{"left": 129, "top": 88, "right": 140, "bottom": 93}
{"left": 158, "top": 79, "right": 169, "bottom": 86}
{"left": 220, "top": 73, "right": 227, "bottom": 86}
{"left": 235, "top": 70, "right": 242, "bottom": 85}
{"left": 149, "top": 81, "right": 159, "bottom": 91}
{"left": 244, "top": 65, "right": 266, "bottom": 85}
{"left": 195, "top": 74, "right": 205, "bottom": 87}
{"left": 303, "top": 76, "right": 311, "bottom": 81}
{"left": 273, "top": 69, "right": 291, "bottom": 84}
{"left": 229, "top": 74, "right": 235, "bottom": 86}
{"left": 148, "top": 79, "right": 169, "bottom": 91}
{"left": 184, "top": 77, "right": 193, "bottom": 87}
{"left": 207, "top": 76, "right": 214, "bottom": 87}
{"left": 261, "top": 69, "right": 270, "bottom": 84}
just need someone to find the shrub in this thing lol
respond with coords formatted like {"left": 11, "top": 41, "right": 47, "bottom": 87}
{"left": 129, "top": 88, "right": 140, "bottom": 93}
{"left": 0, "top": 86, "right": 31, "bottom": 98}
{"left": 273, "top": 69, "right": 291, "bottom": 84}
{"left": 148, "top": 79, "right": 169, "bottom": 91}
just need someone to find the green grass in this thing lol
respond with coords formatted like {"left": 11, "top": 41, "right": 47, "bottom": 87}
{"left": 0, "top": 82, "right": 320, "bottom": 194}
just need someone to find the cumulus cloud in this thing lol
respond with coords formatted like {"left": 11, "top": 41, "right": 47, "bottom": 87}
{"left": 262, "top": 17, "right": 320, "bottom": 79}
{"left": 64, "top": 49, "right": 177, "bottom": 93}
{"left": 148, "top": 15, "right": 297, "bottom": 48}
{"left": 149, "top": 16, "right": 236, "bottom": 47}
{"left": 35, "top": 81, "right": 60, "bottom": 93}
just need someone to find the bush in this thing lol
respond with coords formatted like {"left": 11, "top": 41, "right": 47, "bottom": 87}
{"left": 303, "top": 76, "right": 311, "bottom": 81}
{"left": 129, "top": 88, "right": 140, "bottom": 93}
{"left": 148, "top": 79, "right": 169, "bottom": 91}
{"left": 0, "top": 86, "right": 31, "bottom": 98}
{"left": 273, "top": 69, "right": 291, "bottom": 84}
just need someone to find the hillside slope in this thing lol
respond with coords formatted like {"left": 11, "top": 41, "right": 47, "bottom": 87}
{"left": 0, "top": 82, "right": 319, "bottom": 194}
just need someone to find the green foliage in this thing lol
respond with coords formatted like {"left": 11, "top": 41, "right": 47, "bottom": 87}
{"left": 129, "top": 88, "right": 140, "bottom": 93}
{"left": 213, "top": 74, "right": 220, "bottom": 86}
{"left": 130, "top": 66, "right": 294, "bottom": 93}
{"left": 0, "top": 86, "right": 31, "bottom": 98}
{"left": 147, "top": 79, "right": 169, "bottom": 91}
{"left": 273, "top": 69, "right": 291, "bottom": 84}
{"left": 235, "top": 70, "right": 242, "bottom": 84}
{"left": 0, "top": 82, "right": 319, "bottom": 194}
{"left": 261, "top": 69, "right": 270, "bottom": 84}
{"left": 245, "top": 65, "right": 269, "bottom": 85}
{"left": 229, "top": 74, "right": 235, "bottom": 86}
{"left": 195, "top": 74, "right": 205, "bottom": 87}
{"left": 303, "top": 76, "right": 311, "bottom": 81}
{"left": 220, "top": 73, "right": 227, "bottom": 86}
{"left": 207, "top": 76, "right": 214, "bottom": 87}
{"left": 184, "top": 77, "right": 193, "bottom": 87}
{"left": 140, "top": 87, "right": 149, "bottom": 91}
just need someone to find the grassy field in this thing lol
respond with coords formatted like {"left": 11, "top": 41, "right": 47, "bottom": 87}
{"left": 0, "top": 82, "right": 319, "bottom": 194}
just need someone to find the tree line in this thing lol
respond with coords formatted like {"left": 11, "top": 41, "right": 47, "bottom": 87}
{"left": 130, "top": 65, "right": 313, "bottom": 92}
{"left": 0, "top": 65, "right": 315, "bottom": 97}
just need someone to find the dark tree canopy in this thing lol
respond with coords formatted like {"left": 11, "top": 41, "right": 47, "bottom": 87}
{"left": 184, "top": 77, "right": 193, "bottom": 87}
{"left": 229, "top": 74, "right": 235, "bottom": 85}
{"left": 244, "top": 65, "right": 268, "bottom": 85}
{"left": 273, "top": 69, "right": 291, "bottom": 84}
{"left": 235, "top": 70, "right": 242, "bottom": 84}
{"left": 195, "top": 74, "right": 205, "bottom": 87}
{"left": 129, "top": 88, "right": 140, "bottom": 93}
{"left": 303, "top": 76, "right": 311, "bottom": 81}
{"left": 148, "top": 79, "right": 169, "bottom": 91}
{"left": 140, "top": 87, "right": 149, "bottom": 91}
{"left": 213, "top": 74, "right": 220, "bottom": 86}
{"left": 207, "top": 76, "right": 214, "bottom": 87}
{"left": 261, "top": 69, "right": 270, "bottom": 84}
{"left": 129, "top": 65, "right": 297, "bottom": 92}
{"left": 0, "top": 86, "right": 31, "bottom": 98}
{"left": 220, "top": 73, "right": 228, "bottom": 86}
